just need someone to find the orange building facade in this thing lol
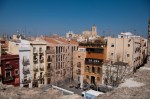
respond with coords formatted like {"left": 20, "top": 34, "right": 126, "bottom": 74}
{"left": 73, "top": 43, "right": 107, "bottom": 88}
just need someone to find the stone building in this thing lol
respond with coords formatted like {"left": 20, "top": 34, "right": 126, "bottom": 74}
{"left": 73, "top": 42, "right": 107, "bottom": 88}
{"left": 30, "top": 39, "right": 47, "bottom": 87}
{"left": 44, "top": 37, "right": 78, "bottom": 85}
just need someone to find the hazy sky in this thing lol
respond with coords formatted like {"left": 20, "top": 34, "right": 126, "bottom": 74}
{"left": 0, "top": 0, "right": 150, "bottom": 37}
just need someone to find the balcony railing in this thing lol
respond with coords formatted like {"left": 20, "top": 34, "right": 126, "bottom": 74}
{"left": 4, "top": 76, "right": 14, "bottom": 81}
{"left": 39, "top": 57, "right": 44, "bottom": 63}
{"left": 76, "top": 70, "right": 81, "bottom": 75}
{"left": 77, "top": 64, "right": 81, "bottom": 68}
{"left": 22, "top": 59, "right": 30, "bottom": 66}
{"left": 44, "top": 72, "right": 52, "bottom": 77}
{"left": 39, "top": 49, "right": 44, "bottom": 54}
{"left": 33, "top": 50, "right": 38, "bottom": 55}
{"left": 47, "top": 58, "right": 52, "bottom": 62}
{"left": 40, "top": 65, "right": 44, "bottom": 71}
{"left": 33, "top": 65, "right": 38, "bottom": 72}
{"left": 22, "top": 79, "right": 31, "bottom": 84}
{"left": 33, "top": 58, "right": 38, "bottom": 63}
{"left": 23, "top": 67, "right": 30, "bottom": 75}
{"left": 46, "top": 49, "right": 55, "bottom": 54}
{"left": 38, "top": 76, "right": 44, "bottom": 80}
{"left": 5, "top": 65, "right": 13, "bottom": 70}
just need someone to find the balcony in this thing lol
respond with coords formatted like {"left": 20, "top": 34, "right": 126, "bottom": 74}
{"left": 22, "top": 79, "right": 31, "bottom": 84}
{"left": 46, "top": 49, "right": 55, "bottom": 54}
{"left": 5, "top": 65, "right": 13, "bottom": 70}
{"left": 39, "top": 57, "right": 44, "bottom": 63}
{"left": 33, "top": 50, "right": 38, "bottom": 55}
{"left": 23, "top": 67, "right": 30, "bottom": 75}
{"left": 40, "top": 65, "right": 44, "bottom": 71}
{"left": 22, "top": 59, "right": 30, "bottom": 66}
{"left": 38, "top": 76, "right": 44, "bottom": 80}
{"left": 77, "top": 62, "right": 81, "bottom": 68}
{"left": 76, "top": 69, "right": 81, "bottom": 75}
{"left": 44, "top": 72, "right": 52, "bottom": 77}
{"left": 85, "top": 58, "right": 103, "bottom": 66}
{"left": 47, "top": 58, "right": 52, "bottom": 62}
{"left": 39, "top": 49, "right": 44, "bottom": 55}
{"left": 33, "top": 65, "right": 38, "bottom": 72}
{"left": 4, "top": 76, "right": 14, "bottom": 82}
{"left": 33, "top": 58, "right": 38, "bottom": 63}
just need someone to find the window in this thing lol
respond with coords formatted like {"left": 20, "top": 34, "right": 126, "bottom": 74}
{"left": 128, "top": 44, "right": 130, "bottom": 47}
{"left": 97, "top": 67, "right": 100, "bottom": 74}
{"left": 77, "top": 62, "right": 81, "bottom": 68}
{"left": 111, "top": 44, "right": 114, "bottom": 47}
{"left": 86, "top": 75, "right": 89, "bottom": 79}
{"left": 14, "top": 69, "right": 19, "bottom": 75}
{"left": 86, "top": 66, "right": 90, "bottom": 72}
{"left": 78, "top": 76, "right": 80, "bottom": 81}
{"left": 92, "top": 66, "right": 95, "bottom": 73}
{"left": 34, "top": 73, "right": 36, "bottom": 79}
{"left": 127, "top": 54, "right": 130, "bottom": 57}
{"left": 6, "top": 71, "right": 11, "bottom": 77}
{"left": 111, "top": 53, "right": 113, "bottom": 56}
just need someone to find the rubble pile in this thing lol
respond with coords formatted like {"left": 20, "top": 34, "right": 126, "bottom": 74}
{"left": 98, "top": 61, "right": 150, "bottom": 99}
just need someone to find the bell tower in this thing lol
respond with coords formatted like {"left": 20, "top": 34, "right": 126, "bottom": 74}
{"left": 92, "top": 25, "right": 97, "bottom": 36}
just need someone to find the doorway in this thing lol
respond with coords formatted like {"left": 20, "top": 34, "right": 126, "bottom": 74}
{"left": 91, "top": 76, "right": 95, "bottom": 84}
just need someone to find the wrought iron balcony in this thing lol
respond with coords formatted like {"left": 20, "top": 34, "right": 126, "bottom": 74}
{"left": 22, "top": 79, "right": 31, "bottom": 84}
{"left": 39, "top": 57, "right": 44, "bottom": 63}
{"left": 5, "top": 65, "right": 13, "bottom": 70}
{"left": 76, "top": 69, "right": 81, "bottom": 75}
{"left": 40, "top": 65, "right": 44, "bottom": 71}
{"left": 38, "top": 76, "right": 44, "bottom": 80}
{"left": 39, "top": 49, "right": 44, "bottom": 54}
{"left": 4, "top": 76, "right": 14, "bottom": 81}
{"left": 47, "top": 58, "right": 52, "bottom": 62}
{"left": 44, "top": 72, "right": 52, "bottom": 77}
{"left": 23, "top": 67, "right": 30, "bottom": 74}
{"left": 22, "top": 59, "right": 30, "bottom": 66}
{"left": 33, "top": 50, "right": 38, "bottom": 55}
{"left": 33, "top": 65, "right": 38, "bottom": 72}
{"left": 33, "top": 58, "right": 38, "bottom": 62}
{"left": 77, "top": 64, "right": 81, "bottom": 68}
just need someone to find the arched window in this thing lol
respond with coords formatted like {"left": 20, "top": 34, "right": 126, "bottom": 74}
{"left": 86, "top": 66, "right": 90, "bottom": 72}
{"left": 97, "top": 67, "right": 100, "bottom": 74}
{"left": 92, "top": 66, "right": 95, "bottom": 73}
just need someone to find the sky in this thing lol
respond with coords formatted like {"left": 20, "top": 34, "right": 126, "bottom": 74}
{"left": 0, "top": 0, "right": 150, "bottom": 37}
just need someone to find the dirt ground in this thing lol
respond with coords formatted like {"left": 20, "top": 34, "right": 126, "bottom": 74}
{"left": 0, "top": 84, "right": 82, "bottom": 99}
{"left": 98, "top": 61, "right": 150, "bottom": 99}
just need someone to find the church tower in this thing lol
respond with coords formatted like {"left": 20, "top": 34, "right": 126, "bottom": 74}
{"left": 91, "top": 25, "right": 97, "bottom": 36}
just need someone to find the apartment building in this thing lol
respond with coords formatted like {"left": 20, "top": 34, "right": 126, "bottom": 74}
{"left": 106, "top": 34, "right": 143, "bottom": 68}
{"left": 30, "top": 39, "right": 47, "bottom": 87}
{"left": 73, "top": 42, "right": 107, "bottom": 88}
{"left": 0, "top": 54, "right": 20, "bottom": 86}
{"left": 19, "top": 40, "right": 32, "bottom": 88}
{"left": 44, "top": 37, "right": 78, "bottom": 85}
{"left": 7, "top": 38, "right": 32, "bottom": 88}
